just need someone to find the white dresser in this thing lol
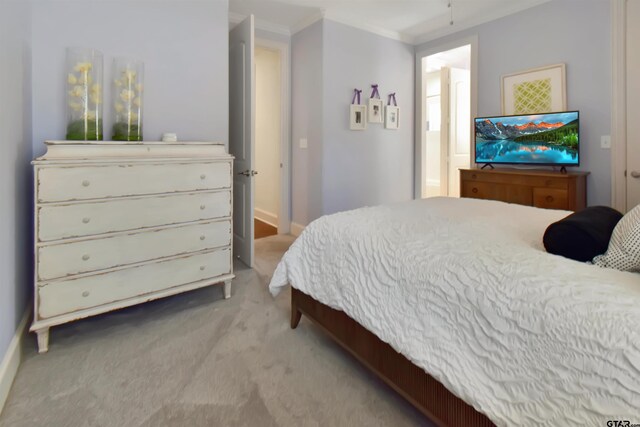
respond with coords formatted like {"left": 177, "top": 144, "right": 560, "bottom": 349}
{"left": 31, "top": 141, "right": 234, "bottom": 353}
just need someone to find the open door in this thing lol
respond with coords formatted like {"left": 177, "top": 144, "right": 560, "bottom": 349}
{"left": 229, "top": 16, "right": 255, "bottom": 267}
{"left": 627, "top": 0, "right": 640, "bottom": 209}
{"left": 448, "top": 67, "right": 471, "bottom": 197}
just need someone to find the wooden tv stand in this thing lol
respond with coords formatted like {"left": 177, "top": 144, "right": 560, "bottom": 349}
{"left": 460, "top": 168, "right": 588, "bottom": 211}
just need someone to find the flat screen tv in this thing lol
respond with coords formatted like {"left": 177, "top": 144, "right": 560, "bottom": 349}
{"left": 475, "top": 111, "right": 579, "bottom": 166}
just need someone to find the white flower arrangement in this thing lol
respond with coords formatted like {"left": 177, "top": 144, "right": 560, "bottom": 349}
{"left": 66, "top": 51, "right": 103, "bottom": 140}
{"left": 112, "top": 60, "right": 144, "bottom": 141}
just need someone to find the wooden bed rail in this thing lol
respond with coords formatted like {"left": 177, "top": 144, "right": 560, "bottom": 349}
{"left": 291, "top": 287, "right": 495, "bottom": 427}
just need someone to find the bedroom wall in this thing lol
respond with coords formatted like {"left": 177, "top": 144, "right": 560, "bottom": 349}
{"left": 0, "top": 0, "right": 33, "bottom": 386}
{"left": 415, "top": 0, "right": 611, "bottom": 206}
{"left": 321, "top": 20, "right": 415, "bottom": 215}
{"left": 291, "top": 21, "right": 324, "bottom": 226}
{"left": 30, "top": 0, "right": 229, "bottom": 156}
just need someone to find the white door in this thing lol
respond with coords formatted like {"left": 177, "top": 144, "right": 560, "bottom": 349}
{"left": 229, "top": 16, "right": 255, "bottom": 267}
{"left": 448, "top": 67, "right": 471, "bottom": 197}
{"left": 439, "top": 67, "right": 450, "bottom": 195}
{"left": 627, "top": 0, "right": 640, "bottom": 209}
{"left": 424, "top": 70, "right": 443, "bottom": 198}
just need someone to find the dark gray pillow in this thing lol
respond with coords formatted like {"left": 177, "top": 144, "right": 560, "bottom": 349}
{"left": 543, "top": 206, "right": 623, "bottom": 262}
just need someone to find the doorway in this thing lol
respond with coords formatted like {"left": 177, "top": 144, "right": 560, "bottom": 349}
{"left": 612, "top": 0, "right": 640, "bottom": 211}
{"left": 415, "top": 37, "right": 477, "bottom": 199}
{"left": 254, "top": 45, "right": 282, "bottom": 239}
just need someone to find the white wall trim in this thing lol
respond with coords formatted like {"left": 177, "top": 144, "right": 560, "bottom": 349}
{"left": 230, "top": 12, "right": 291, "bottom": 36}
{"left": 0, "top": 308, "right": 31, "bottom": 416}
{"left": 254, "top": 207, "right": 278, "bottom": 228}
{"left": 256, "top": 37, "right": 292, "bottom": 235}
{"left": 611, "top": 0, "right": 627, "bottom": 212}
{"left": 414, "top": 35, "right": 478, "bottom": 199}
{"left": 290, "top": 222, "right": 305, "bottom": 237}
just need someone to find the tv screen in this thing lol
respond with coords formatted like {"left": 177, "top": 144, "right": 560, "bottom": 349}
{"left": 475, "top": 111, "right": 579, "bottom": 166}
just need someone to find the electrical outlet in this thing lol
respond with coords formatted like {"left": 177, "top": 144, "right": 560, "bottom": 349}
{"left": 601, "top": 135, "right": 611, "bottom": 149}
{"left": 299, "top": 138, "right": 308, "bottom": 149}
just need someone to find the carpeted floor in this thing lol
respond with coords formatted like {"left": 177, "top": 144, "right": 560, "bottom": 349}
{"left": 0, "top": 235, "right": 428, "bottom": 427}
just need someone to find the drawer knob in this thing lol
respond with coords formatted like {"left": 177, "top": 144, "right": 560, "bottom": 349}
{"left": 82, "top": 217, "right": 91, "bottom": 224}
{"left": 200, "top": 235, "right": 205, "bottom": 241}
{"left": 82, "top": 254, "right": 90, "bottom": 261}
{"left": 200, "top": 205, "right": 206, "bottom": 210}
{"left": 472, "top": 187, "right": 478, "bottom": 194}
{"left": 471, "top": 174, "right": 477, "bottom": 180}
{"left": 200, "top": 266, "right": 205, "bottom": 271}
{"left": 546, "top": 195, "right": 554, "bottom": 202}
{"left": 82, "top": 291, "right": 89, "bottom": 297}
{"left": 82, "top": 180, "right": 90, "bottom": 187}
{"left": 200, "top": 174, "right": 206, "bottom": 180}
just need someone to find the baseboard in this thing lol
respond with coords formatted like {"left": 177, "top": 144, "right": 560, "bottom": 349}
{"left": 0, "top": 307, "right": 31, "bottom": 416}
{"left": 291, "top": 222, "right": 306, "bottom": 237}
{"left": 254, "top": 208, "right": 278, "bottom": 228}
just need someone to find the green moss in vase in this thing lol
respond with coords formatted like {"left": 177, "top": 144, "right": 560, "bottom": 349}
{"left": 112, "top": 122, "right": 142, "bottom": 141}
{"left": 66, "top": 119, "right": 103, "bottom": 140}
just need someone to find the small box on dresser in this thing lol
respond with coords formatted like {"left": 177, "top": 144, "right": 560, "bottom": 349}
{"left": 31, "top": 141, "right": 234, "bottom": 353}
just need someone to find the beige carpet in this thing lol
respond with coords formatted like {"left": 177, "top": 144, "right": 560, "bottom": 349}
{"left": 0, "top": 235, "right": 429, "bottom": 427}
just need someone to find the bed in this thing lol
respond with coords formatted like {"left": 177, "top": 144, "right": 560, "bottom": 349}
{"left": 269, "top": 197, "right": 640, "bottom": 426}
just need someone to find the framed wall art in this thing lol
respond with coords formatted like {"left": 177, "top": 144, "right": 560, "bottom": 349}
{"left": 368, "top": 84, "right": 383, "bottom": 123}
{"left": 385, "top": 106, "right": 399, "bottom": 129}
{"left": 368, "top": 98, "right": 383, "bottom": 123}
{"left": 350, "top": 104, "right": 367, "bottom": 130}
{"left": 501, "top": 63, "right": 566, "bottom": 115}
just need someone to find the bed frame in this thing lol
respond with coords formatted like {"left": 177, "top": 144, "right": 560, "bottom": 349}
{"left": 291, "top": 287, "right": 495, "bottom": 427}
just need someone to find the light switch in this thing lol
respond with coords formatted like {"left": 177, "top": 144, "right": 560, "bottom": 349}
{"left": 299, "top": 138, "right": 308, "bottom": 149}
{"left": 601, "top": 135, "right": 611, "bottom": 149}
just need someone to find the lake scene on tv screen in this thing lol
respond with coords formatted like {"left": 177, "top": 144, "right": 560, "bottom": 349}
{"left": 475, "top": 112, "right": 579, "bottom": 165}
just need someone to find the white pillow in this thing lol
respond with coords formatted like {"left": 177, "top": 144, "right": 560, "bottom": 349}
{"left": 593, "top": 203, "right": 640, "bottom": 272}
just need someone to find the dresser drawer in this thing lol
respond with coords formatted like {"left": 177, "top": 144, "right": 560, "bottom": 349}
{"left": 533, "top": 188, "right": 568, "bottom": 210}
{"left": 37, "top": 248, "right": 231, "bottom": 319}
{"left": 37, "top": 161, "right": 231, "bottom": 202}
{"left": 38, "top": 220, "right": 231, "bottom": 280}
{"left": 38, "top": 191, "right": 230, "bottom": 242}
{"left": 460, "top": 170, "right": 568, "bottom": 189}
{"left": 461, "top": 181, "right": 533, "bottom": 206}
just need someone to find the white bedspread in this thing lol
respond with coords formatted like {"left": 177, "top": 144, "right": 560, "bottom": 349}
{"left": 269, "top": 197, "right": 640, "bottom": 426}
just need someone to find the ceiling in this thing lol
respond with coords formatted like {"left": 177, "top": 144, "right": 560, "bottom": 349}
{"left": 425, "top": 44, "right": 471, "bottom": 72}
{"left": 229, "top": 0, "right": 552, "bottom": 45}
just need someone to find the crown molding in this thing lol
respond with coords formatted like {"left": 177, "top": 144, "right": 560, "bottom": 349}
{"left": 322, "top": 10, "right": 415, "bottom": 44}
{"left": 231, "top": 0, "right": 552, "bottom": 46}
{"left": 229, "top": 11, "right": 291, "bottom": 36}
{"left": 412, "top": 0, "right": 552, "bottom": 45}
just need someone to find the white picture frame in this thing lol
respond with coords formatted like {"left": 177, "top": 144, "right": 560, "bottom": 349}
{"left": 368, "top": 98, "right": 384, "bottom": 123}
{"left": 350, "top": 105, "right": 367, "bottom": 130}
{"left": 384, "top": 106, "right": 399, "bottom": 129}
{"left": 501, "top": 63, "right": 566, "bottom": 115}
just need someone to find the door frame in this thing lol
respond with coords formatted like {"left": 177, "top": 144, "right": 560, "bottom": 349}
{"left": 414, "top": 35, "right": 478, "bottom": 199}
{"left": 611, "top": 0, "right": 627, "bottom": 212}
{"left": 255, "top": 37, "right": 291, "bottom": 234}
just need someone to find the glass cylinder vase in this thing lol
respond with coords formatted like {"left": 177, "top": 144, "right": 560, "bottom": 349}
{"left": 112, "top": 58, "right": 144, "bottom": 141}
{"left": 65, "top": 48, "right": 103, "bottom": 140}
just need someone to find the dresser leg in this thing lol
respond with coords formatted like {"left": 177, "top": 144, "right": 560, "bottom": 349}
{"left": 36, "top": 328, "right": 50, "bottom": 354}
{"left": 223, "top": 280, "right": 232, "bottom": 299}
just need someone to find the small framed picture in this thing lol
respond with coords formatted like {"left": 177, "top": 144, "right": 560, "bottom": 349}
{"left": 350, "top": 105, "right": 367, "bottom": 130}
{"left": 385, "top": 106, "right": 399, "bottom": 129}
{"left": 368, "top": 98, "right": 384, "bottom": 123}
